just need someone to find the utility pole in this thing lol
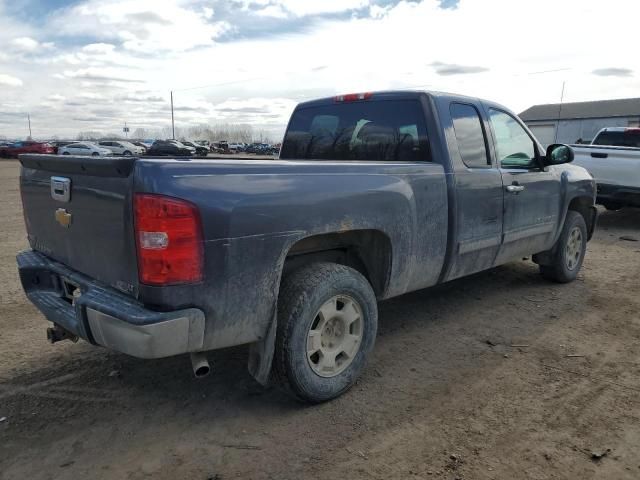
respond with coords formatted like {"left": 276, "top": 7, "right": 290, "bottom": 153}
{"left": 170, "top": 90, "right": 175, "bottom": 140}
{"left": 27, "top": 114, "right": 32, "bottom": 139}
{"left": 554, "top": 81, "right": 566, "bottom": 144}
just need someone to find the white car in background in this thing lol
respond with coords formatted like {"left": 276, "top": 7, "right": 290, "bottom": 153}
{"left": 58, "top": 142, "right": 113, "bottom": 156}
{"left": 97, "top": 140, "right": 145, "bottom": 156}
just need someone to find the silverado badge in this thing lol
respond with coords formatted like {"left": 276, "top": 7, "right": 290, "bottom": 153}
{"left": 55, "top": 208, "right": 72, "bottom": 228}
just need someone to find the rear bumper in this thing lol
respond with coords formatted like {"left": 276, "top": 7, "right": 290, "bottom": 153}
{"left": 597, "top": 184, "right": 640, "bottom": 208}
{"left": 17, "top": 250, "right": 205, "bottom": 359}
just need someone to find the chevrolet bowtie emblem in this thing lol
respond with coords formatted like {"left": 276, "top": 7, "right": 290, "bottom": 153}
{"left": 55, "top": 208, "right": 72, "bottom": 228}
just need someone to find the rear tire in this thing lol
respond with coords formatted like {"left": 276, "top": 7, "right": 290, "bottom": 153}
{"left": 274, "top": 262, "right": 378, "bottom": 403}
{"left": 540, "top": 211, "right": 587, "bottom": 283}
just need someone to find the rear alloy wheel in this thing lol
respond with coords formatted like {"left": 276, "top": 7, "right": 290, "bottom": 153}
{"left": 274, "top": 262, "right": 378, "bottom": 403}
{"left": 540, "top": 211, "right": 587, "bottom": 283}
{"left": 307, "top": 295, "right": 364, "bottom": 377}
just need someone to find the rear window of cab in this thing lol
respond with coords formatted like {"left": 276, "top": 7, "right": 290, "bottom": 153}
{"left": 280, "top": 100, "right": 431, "bottom": 162}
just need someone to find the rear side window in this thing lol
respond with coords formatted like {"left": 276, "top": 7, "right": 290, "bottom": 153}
{"left": 593, "top": 131, "right": 640, "bottom": 148}
{"left": 450, "top": 103, "right": 490, "bottom": 168}
{"left": 280, "top": 99, "right": 431, "bottom": 162}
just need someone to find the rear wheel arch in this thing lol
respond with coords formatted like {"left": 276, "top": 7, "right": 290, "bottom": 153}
{"left": 246, "top": 229, "right": 392, "bottom": 386}
{"left": 282, "top": 229, "right": 393, "bottom": 298}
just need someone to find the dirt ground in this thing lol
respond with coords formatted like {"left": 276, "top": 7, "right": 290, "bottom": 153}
{"left": 1, "top": 159, "right": 639, "bottom": 480}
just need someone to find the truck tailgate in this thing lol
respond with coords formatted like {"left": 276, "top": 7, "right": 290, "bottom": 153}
{"left": 19, "top": 154, "right": 139, "bottom": 296}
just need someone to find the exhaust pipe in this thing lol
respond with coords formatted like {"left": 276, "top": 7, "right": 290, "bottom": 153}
{"left": 47, "top": 324, "right": 79, "bottom": 344}
{"left": 190, "top": 352, "right": 211, "bottom": 379}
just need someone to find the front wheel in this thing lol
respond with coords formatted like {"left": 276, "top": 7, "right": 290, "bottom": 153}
{"left": 274, "top": 263, "right": 378, "bottom": 403}
{"left": 123, "top": 150, "right": 132, "bottom": 156}
{"left": 540, "top": 211, "right": 587, "bottom": 283}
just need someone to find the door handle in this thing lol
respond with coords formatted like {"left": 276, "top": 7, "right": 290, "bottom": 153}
{"left": 506, "top": 184, "right": 525, "bottom": 193}
{"left": 591, "top": 152, "right": 608, "bottom": 159}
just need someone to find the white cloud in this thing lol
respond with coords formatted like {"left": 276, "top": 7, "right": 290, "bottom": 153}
{"left": 255, "top": 5, "right": 289, "bottom": 19}
{"left": 49, "top": 0, "right": 231, "bottom": 53}
{"left": 277, "top": 0, "right": 370, "bottom": 16}
{"left": 10, "top": 36, "right": 54, "bottom": 52}
{"left": 0, "top": 74, "right": 23, "bottom": 87}
{"left": 11, "top": 37, "right": 39, "bottom": 51}
{"left": 82, "top": 43, "right": 116, "bottom": 54}
{"left": 202, "top": 6, "right": 215, "bottom": 19}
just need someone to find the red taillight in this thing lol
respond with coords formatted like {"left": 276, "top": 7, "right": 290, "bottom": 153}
{"left": 334, "top": 92, "right": 373, "bottom": 102}
{"left": 134, "top": 193, "right": 204, "bottom": 286}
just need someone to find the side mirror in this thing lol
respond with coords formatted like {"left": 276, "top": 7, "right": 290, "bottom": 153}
{"left": 545, "top": 144, "right": 574, "bottom": 166}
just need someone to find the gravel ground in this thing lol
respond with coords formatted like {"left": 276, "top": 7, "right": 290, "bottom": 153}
{"left": 0, "top": 159, "right": 639, "bottom": 480}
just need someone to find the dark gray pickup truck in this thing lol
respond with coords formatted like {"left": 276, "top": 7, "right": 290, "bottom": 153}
{"left": 17, "top": 91, "right": 597, "bottom": 402}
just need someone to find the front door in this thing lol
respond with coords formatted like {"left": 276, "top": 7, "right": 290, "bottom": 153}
{"left": 486, "top": 108, "right": 562, "bottom": 264}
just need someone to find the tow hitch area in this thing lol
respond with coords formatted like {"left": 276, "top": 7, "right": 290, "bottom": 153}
{"left": 47, "top": 324, "right": 79, "bottom": 344}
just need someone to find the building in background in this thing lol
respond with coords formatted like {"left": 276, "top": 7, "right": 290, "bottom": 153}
{"left": 519, "top": 98, "right": 640, "bottom": 147}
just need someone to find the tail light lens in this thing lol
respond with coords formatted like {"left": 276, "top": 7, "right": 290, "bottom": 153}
{"left": 134, "top": 193, "right": 204, "bottom": 286}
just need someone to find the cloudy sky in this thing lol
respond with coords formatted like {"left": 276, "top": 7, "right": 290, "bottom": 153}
{"left": 0, "top": 0, "right": 638, "bottom": 140}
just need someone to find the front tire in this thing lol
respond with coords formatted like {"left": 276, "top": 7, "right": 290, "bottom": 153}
{"left": 123, "top": 150, "right": 132, "bottom": 156}
{"left": 540, "top": 211, "right": 587, "bottom": 283}
{"left": 274, "top": 263, "right": 378, "bottom": 403}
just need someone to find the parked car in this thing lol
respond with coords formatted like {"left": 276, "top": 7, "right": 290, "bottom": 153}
{"left": 97, "top": 140, "right": 145, "bottom": 156}
{"left": 17, "top": 90, "right": 596, "bottom": 404}
{"left": 50, "top": 141, "right": 75, "bottom": 154}
{"left": 146, "top": 140, "right": 193, "bottom": 156}
{"left": 131, "top": 141, "right": 149, "bottom": 153}
{"left": 0, "top": 141, "right": 55, "bottom": 158}
{"left": 228, "top": 143, "right": 245, "bottom": 153}
{"left": 179, "top": 140, "right": 209, "bottom": 156}
{"left": 168, "top": 140, "right": 196, "bottom": 155}
{"left": 572, "top": 127, "right": 640, "bottom": 210}
{"left": 58, "top": 142, "right": 112, "bottom": 156}
{"left": 245, "top": 143, "right": 278, "bottom": 155}
{"left": 210, "top": 141, "right": 229, "bottom": 153}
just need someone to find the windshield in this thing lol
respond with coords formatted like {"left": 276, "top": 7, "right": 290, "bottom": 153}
{"left": 280, "top": 99, "right": 431, "bottom": 162}
{"left": 593, "top": 130, "right": 640, "bottom": 148}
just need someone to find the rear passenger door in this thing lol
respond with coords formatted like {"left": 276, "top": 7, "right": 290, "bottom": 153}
{"left": 487, "top": 108, "right": 562, "bottom": 263}
{"left": 445, "top": 102, "right": 504, "bottom": 280}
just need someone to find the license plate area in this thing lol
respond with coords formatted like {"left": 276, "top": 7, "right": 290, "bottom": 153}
{"left": 61, "top": 277, "right": 81, "bottom": 304}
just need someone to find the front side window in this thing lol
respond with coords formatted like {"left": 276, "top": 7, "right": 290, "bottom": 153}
{"left": 281, "top": 99, "right": 431, "bottom": 162}
{"left": 489, "top": 109, "right": 536, "bottom": 168}
{"left": 450, "top": 103, "right": 490, "bottom": 168}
